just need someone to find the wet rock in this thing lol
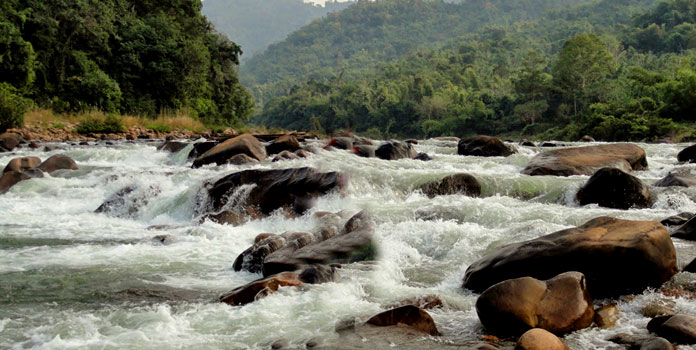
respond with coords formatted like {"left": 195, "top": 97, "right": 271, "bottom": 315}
{"left": 418, "top": 173, "right": 481, "bottom": 198}
{"left": 476, "top": 272, "right": 594, "bottom": 336}
{"left": 227, "top": 153, "right": 259, "bottom": 165}
{"left": 28, "top": 141, "right": 40, "bottom": 149}
{"left": 233, "top": 234, "right": 287, "bottom": 273}
{"left": 187, "top": 141, "right": 218, "bottom": 159}
{"left": 661, "top": 212, "right": 694, "bottom": 227}
{"left": 576, "top": 168, "right": 651, "bottom": 209}
{"left": 0, "top": 169, "right": 43, "bottom": 194}
{"left": 522, "top": 143, "right": 648, "bottom": 176}
{"left": 463, "top": 216, "right": 678, "bottom": 299}
{"left": 458, "top": 135, "right": 516, "bottom": 157}
{"left": 580, "top": 135, "right": 595, "bottom": 142}
{"left": 516, "top": 328, "right": 568, "bottom": 350}
{"left": 328, "top": 137, "right": 353, "bottom": 150}
{"left": 272, "top": 150, "right": 300, "bottom": 162}
{"left": 684, "top": 258, "right": 696, "bottom": 273}
{"left": 266, "top": 134, "right": 301, "bottom": 155}
{"left": 610, "top": 334, "right": 676, "bottom": 350}
{"left": 353, "top": 144, "right": 375, "bottom": 158}
{"left": 391, "top": 295, "right": 444, "bottom": 310}
{"left": 519, "top": 140, "right": 536, "bottom": 147}
{"left": 642, "top": 303, "right": 676, "bottom": 318}
{"left": 594, "top": 304, "right": 619, "bottom": 328}
{"left": 96, "top": 185, "right": 160, "bottom": 218}
{"left": 647, "top": 314, "right": 696, "bottom": 344}
{"left": 375, "top": 140, "right": 418, "bottom": 160}
{"left": 414, "top": 152, "right": 432, "bottom": 161}
{"left": 294, "top": 149, "right": 312, "bottom": 158}
{"left": 654, "top": 170, "right": 696, "bottom": 187}
{"left": 540, "top": 142, "right": 564, "bottom": 147}
{"left": 0, "top": 133, "right": 20, "bottom": 151}
{"left": 3, "top": 157, "right": 41, "bottom": 174}
{"left": 672, "top": 216, "right": 696, "bottom": 240}
{"left": 192, "top": 134, "right": 266, "bottom": 168}
{"left": 677, "top": 144, "right": 696, "bottom": 163}
{"left": 37, "top": 154, "right": 78, "bottom": 173}
{"left": 366, "top": 305, "right": 440, "bottom": 336}
{"left": 157, "top": 140, "right": 188, "bottom": 153}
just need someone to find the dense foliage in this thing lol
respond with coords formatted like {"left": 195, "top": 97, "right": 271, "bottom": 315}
{"left": 257, "top": 0, "right": 696, "bottom": 141}
{"left": 0, "top": 0, "right": 253, "bottom": 131}
{"left": 203, "top": 0, "right": 352, "bottom": 60}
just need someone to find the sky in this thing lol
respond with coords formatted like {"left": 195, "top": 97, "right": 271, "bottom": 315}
{"left": 304, "top": 0, "right": 352, "bottom": 5}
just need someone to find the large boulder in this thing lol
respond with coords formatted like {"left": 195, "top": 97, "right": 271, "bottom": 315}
{"left": 655, "top": 169, "right": 696, "bottom": 187}
{"left": 575, "top": 168, "right": 651, "bottom": 209}
{"left": 187, "top": 141, "right": 218, "bottom": 159}
{"left": 463, "top": 217, "right": 678, "bottom": 298}
{"left": 0, "top": 133, "right": 21, "bottom": 151}
{"left": 476, "top": 272, "right": 593, "bottom": 336}
{"left": 366, "top": 305, "right": 440, "bottom": 336}
{"left": 375, "top": 140, "right": 417, "bottom": 160}
{"left": 677, "top": 145, "right": 696, "bottom": 163}
{"left": 203, "top": 167, "right": 345, "bottom": 222}
{"left": 418, "top": 173, "right": 481, "bottom": 198}
{"left": 192, "top": 134, "right": 266, "bottom": 168}
{"left": 38, "top": 154, "right": 79, "bottom": 173}
{"left": 648, "top": 314, "right": 696, "bottom": 344}
{"left": 3, "top": 157, "right": 41, "bottom": 174}
{"left": 516, "top": 328, "right": 568, "bottom": 350}
{"left": 458, "top": 136, "right": 516, "bottom": 157}
{"left": 522, "top": 143, "right": 648, "bottom": 176}
{"left": 266, "top": 134, "right": 301, "bottom": 155}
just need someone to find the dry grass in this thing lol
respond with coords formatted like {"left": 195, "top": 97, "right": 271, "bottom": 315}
{"left": 24, "top": 108, "right": 206, "bottom": 132}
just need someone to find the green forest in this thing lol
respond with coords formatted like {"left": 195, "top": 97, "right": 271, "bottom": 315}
{"left": 0, "top": 0, "right": 253, "bottom": 131}
{"left": 252, "top": 0, "right": 696, "bottom": 141}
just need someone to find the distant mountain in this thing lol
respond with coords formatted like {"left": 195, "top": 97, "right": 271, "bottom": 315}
{"left": 202, "top": 0, "right": 353, "bottom": 60}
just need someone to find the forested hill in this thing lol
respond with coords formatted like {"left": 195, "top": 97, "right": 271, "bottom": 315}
{"left": 202, "top": 0, "right": 353, "bottom": 60}
{"left": 258, "top": 0, "right": 696, "bottom": 141}
{"left": 241, "top": 0, "right": 597, "bottom": 105}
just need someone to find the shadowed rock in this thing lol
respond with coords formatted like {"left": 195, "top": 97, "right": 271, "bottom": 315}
{"left": 328, "top": 137, "right": 353, "bottom": 150}
{"left": 655, "top": 169, "right": 696, "bottom": 187}
{"left": 648, "top": 314, "right": 696, "bottom": 344}
{"left": 522, "top": 143, "right": 647, "bottom": 176}
{"left": 157, "top": 141, "right": 188, "bottom": 153}
{"left": 678, "top": 144, "right": 696, "bottom": 163}
{"left": 458, "top": 136, "right": 516, "bottom": 157}
{"left": 375, "top": 140, "right": 417, "bottom": 160}
{"left": 610, "top": 334, "right": 675, "bottom": 350}
{"left": 661, "top": 212, "right": 694, "bottom": 227}
{"left": 266, "top": 134, "right": 301, "bottom": 155}
{"left": 353, "top": 145, "right": 375, "bottom": 158}
{"left": 419, "top": 173, "right": 481, "bottom": 198}
{"left": 192, "top": 134, "right": 266, "bottom": 168}
{"left": 671, "top": 216, "right": 696, "bottom": 240}
{"left": 576, "top": 168, "right": 651, "bottom": 209}
{"left": 0, "top": 169, "right": 43, "bottom": 193}
{"left": 187, "top": 141, "right": 218, "bottom": 159}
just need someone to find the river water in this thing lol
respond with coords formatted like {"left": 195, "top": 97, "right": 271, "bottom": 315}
{"left": 1, "top": 139, "right": 696, "bottom": 349}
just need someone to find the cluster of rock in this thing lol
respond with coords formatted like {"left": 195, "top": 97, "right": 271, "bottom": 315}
{"left": 1, "top": 154, "right": 78, "bottom": 193}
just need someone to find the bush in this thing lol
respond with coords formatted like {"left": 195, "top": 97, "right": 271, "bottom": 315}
{"left": 0, "top": 83, "right": 32, "bottom": 132}
{"left": 145, "top": 122, "right": 172, "bottom": 133}
{"left": 76, "top": 114, "right": 125, "bottom": 134}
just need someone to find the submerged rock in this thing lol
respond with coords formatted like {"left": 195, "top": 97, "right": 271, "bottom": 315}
{"left": 463, "top": 217, "right": 678, "bottom": 298}
{"left": 516, "top": 328, "right": 568, "bottom": 350}
{"left": 418, "top": 173, "right": 481, "bottom": 198}
{"left": 576, "top": 168, "right": 651, "bottom": 209}
{"left": 522, "top": 143, "right": 647, "bottom": 176}
{"left": 366, "top": 305, "right": 440, "bottom": 336}
{"left": 375, "top": 140, "right": 417, "bottom": 160}
{"left": 476, "top": 272, "right": 593, "bottom": 336}
{"left": 192, "top": 134, "right": 266, "bottom": 168}
{"left": 648, "top": 314, "right": 696, "bottom": 344}
{"left": 458, "top": 136, "right": 516, "bottom": 157}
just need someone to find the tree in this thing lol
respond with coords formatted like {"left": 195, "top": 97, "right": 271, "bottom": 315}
{"left": 513, "top": 51, "right": 551, "bottom": 125}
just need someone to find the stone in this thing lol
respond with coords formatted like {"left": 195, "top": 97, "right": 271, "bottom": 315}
{"left": 522, "top": 143, "right": 648, "bottom": 176}
{"left": 272, "top": 150, "right": 300, "bottom": 162}
{"left": 515, "top": 328, "right": 568, "bottom": 350}
{"left": 475, "top": 272, "right": 593, "bottom": 336}
{"left": 187, "top": 141, "right": 218, "bottom": 159}
{"left": 519, "top": 140, "right": 536, "bottom": 147}
{"left": 580, "top": 135, "right": 596, "bottom": 142}
{"left": 671, "top": 216, "right": 696, "bottom": 240}
{"left": 594, "top": 304, "right": 619, "bottom": 328}
{"left": 294, "top": 149, "right": 312, "bottom": 158}
{"left": 157, "top": 141, "right": 188, "bottom": 153}
{"left": 353, "top": 144, "right": 375, "bottom": 158}
{"left": 458, "top": 136, "right": 516, "bottom": 157}
{"left": 0, "top": 133, "right": 20, "bottom": 151}
{"left": 642, "top": 303, "right": 676, "bottom": 318}
{"left": 328, "top": 137, "right": 353, "bottom": 150}
{"left": 610, "top": 334, "right": 676, "bottom": 350}
{"left": 463, "top": 217, "right": 678, "bottom": 299}
{"left": 3, "top": 157, "right": 41, "bottom": 174}
{"left": 418, "top": 173, "right": 481, "bottom": 198}
{"left": 677, "top": 144, "right": 696, "bottom": 163}
{"left": 233, "top": 234, "right": 286, "bottom": 273}
{"left": 192, "top": 134, "right": 266, "bottom": 168}
{"left": 648, "top": 314, "right": 696, "bottom": 344}
{"left": 0, "top": 170, "right": 42, "bottom": 194}
{"left": 366, "top": 305, "right": 440, "bottom": 336}
{"left": 661, "top": 212, "right": 694, "bottom": 227}
{"left": 37, "top": 154, "right": 78, "bottom": 173}
{"left": 414, "top": 153, "right": 432, "bottom": 161}
{"left": 266, "top": 134, "right": 301, "bottom": 155}
{"left": 375, "top": 140, "right": 418, "bottom": 160}
{"left": 654, "top": 170, "right": 696, "bottom": 187}
{"left": 575, "top": 168, "right": 651, "bottom": 209}
{"left": 227, "top": 153, "right": 258, "bottom": 165}
{"left": 684, "top": 258, "right": 696, "bottom": 273}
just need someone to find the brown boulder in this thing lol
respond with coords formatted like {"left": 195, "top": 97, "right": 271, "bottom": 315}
{"left": 458, "top": 136, "right": 516, "bottom": 157}
{"left": 476, "top": 272, "right": 594, "bottom": 336}
{"left": 594, "top": 304, "right": 619, "bottom": 328}
{"left": 463, "top": 217, "right": 678, "bottom": 298}
{"left": 0, "top": 133, "right": 20, "bottom": 151}
{"left": 3, "top": 157, "right": 41, "bottom": 174}
{"left": 366, "top": 305, "right": 440, "bottom": 336}
{"left": 522, "top": 143, "right": 648, "bottom": 176}
{"left": 0, "top": 168, "right": 43, "bottom": 193}
{"left": 192, "top": 134, "right": 266, "bottom": 168}
{"left": 375, "top": 140, "right": 418, "bottom": 160}
{"left": 38, "top": 154, "right": 78, "bottom": 173}
{"left": 575, "top": 167, "right": 651, "bottom": 209}
{"left": 266, "top": 134, "right": 300, "bottom": 155}
{"left": 515, "top": 328, "right": 568, "bottom": 350}
{"left": 648, "top": 314, "right": 696, "bottom": 344}
{"left": 418, "top": 173, "right": 481, "bottom": 198}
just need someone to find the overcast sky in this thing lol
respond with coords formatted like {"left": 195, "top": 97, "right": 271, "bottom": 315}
{"left": 304, "top": 0, "right": 352, "bottom": 5}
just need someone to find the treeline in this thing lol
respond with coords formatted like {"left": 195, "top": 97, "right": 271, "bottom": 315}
{"left": 203, "top": 0, "right": 352, "bottom": 60}
{"left": 0, "top": 0, "right": 253, "bottom": 131}
{"left": 257, "top": 0, "right": 696, "bottom": 141}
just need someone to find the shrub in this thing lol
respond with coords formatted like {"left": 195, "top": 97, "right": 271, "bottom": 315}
{"left": 145, "top": 122, "right": 172, "bottom": 133}
{"left": 0, "top": 83, "right": 32, "bottom": 132}
{"left": 76, "top": 114, "right": 125, "bottom": 134}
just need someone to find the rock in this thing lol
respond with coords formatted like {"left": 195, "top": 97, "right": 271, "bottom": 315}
{"left": 522, "top": 143, "right": 648, "bottom": 176}
{"left": 418, "top": 173, "right": 481, "bottom": 198}
{"left": 540, "top": 142, "right": 563, "bottom": 147}
{"left": 366, "top": 305, "right": 440, "bottom": 336}
{"left": 37, "top": 154, "right": 78, "bottom": 173}
{"left": 642, "top": 303, "right": 676, "bottom": 318}
{"left": 294, "top": 149, "right": 312, "bottom": 158}
{"left": 3, "top": 157, "right": 41, "bottom": 174}
{"left": 95, "top": 185, "right": 160, "bottom": 218}
{"left": 458, "top": 136, "right": 516, "bottom": 157}
{"left": 672, "top": 216, "right": 696, "bottom": 240}
{"left": 661, "top": 212, "right": 694, "bottom": 227}
{"left": 0, "top": 169, "right": 43, "bottom": 194}
{"left": 575, "top": 168, "right": 651, "bottom": 209}
{"left": 157, "top": 141, "right": 188, "bottom": 153}
{"left": 610, "top": 334, "right": 676, "bottom": 350}
{"left": 233, "top": 234, "right": 287, "bottom": 273}
{"left": 580, "top": 135, "right": 595, "bottom": 142}
{"left": 203, "top": 167, "right": 345, "bottom": 222}
{"left": 677, "top": 145, "right": 696, "bottom": 163}
{"left": 29, "top": 141, "right": 40, "bottom": 149}
{"left": 655, "top": 170, "right": 696, "bottom": 187}
{"left": 519, "top": 140, "right": 536, "bottom": 147}
{"left": 515, "top": 328, "right": 568, "bottom": 350}
{"left": 227, "top": 153, "right": 258, "bottom": 165}
{"left": 414, "top": 153, "right": 432, "bottom": 161}
{"left": 463, "top": 216, "right": 678, "bottom": 299}
{"left": 266, "top": 134, "right": 301, "bottom": 155}
{"left": 405, "top": 139, "right": 418, "bottom": 144}
{"left": 187, "top": 141, "right": 218, "bottom": 159}
{"left": 432, "top": 136, "right": 460, "bottom": 142}
{"left": 391, "top": 295, "right": 444, "bottom": 310}
{"left": 192, "top": 134, "right": 266, "bottom": 168}
{"left": 353, "top": 145, "right": 375, "bottom": 158}
{"left": 0, "top": 133, "right": 20, "bottom": 151}
{"left": 648, "top": 314, "right": 696, "bottom": 344}
{"left": 594, "top": 304, "right": 619, "bottom": 328}
{"left": 272, "top": 150, "right": 300, "bottom": 162}
{"left": 328, "top": 137, "right": 353, "bottom": 150}
{"left": 476, "top": 272, "right": 593, "bottom": 336}
{"left": 375, "top": 140, "right": 417, "bottom": 160}
{"left": 684, "top": 258, "right": 696, "bottom": 273}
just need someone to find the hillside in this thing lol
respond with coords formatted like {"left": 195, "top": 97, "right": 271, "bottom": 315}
{"left": 202, "top": 0, "right": 353, "bottom": 60}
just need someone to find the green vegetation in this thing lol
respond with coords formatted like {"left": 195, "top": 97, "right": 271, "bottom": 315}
{"left": 203, "top": 0, "right": 352, "bottom": 59}
{"left": 0, "top": 83, "right": 33, "bottom": 131}
{"left": 0, "top": 0, "right": 253, "bottom": 132}
{"left": 255, "top": 0, "right": 696, "bottom": 141}
{"left": 76, "top": 114, "right": 125, "bottom": 134}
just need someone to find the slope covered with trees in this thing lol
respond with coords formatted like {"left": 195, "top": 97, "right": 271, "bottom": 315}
{"left": 0, "top": 0, "right": 253, "bottom": 130}
{"left": 257, "top": 0, "right": 696, "bottom": 141}
{"left": 202, "top": 0, "right": 352, "bottom": 60}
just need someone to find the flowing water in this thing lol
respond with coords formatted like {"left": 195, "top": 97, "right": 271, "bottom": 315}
{"left": 2, "top": 139, "right": 696, "bottom": 350}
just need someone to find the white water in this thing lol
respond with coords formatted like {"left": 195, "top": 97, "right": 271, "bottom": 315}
{"left": 1, "top": 139, "right": 696, "bottom": 349}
